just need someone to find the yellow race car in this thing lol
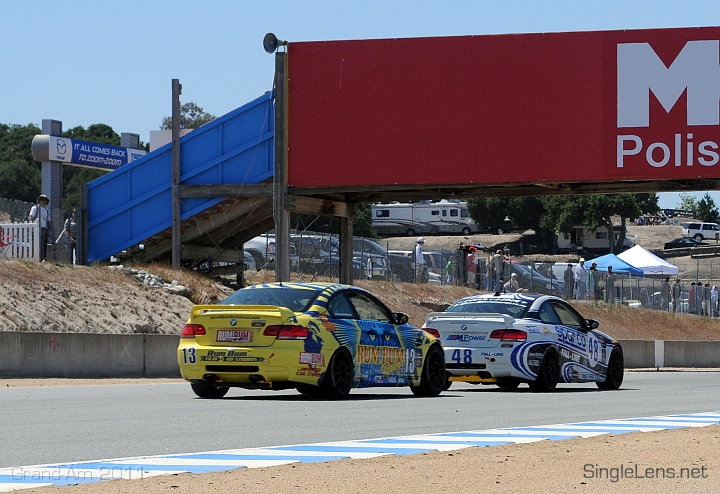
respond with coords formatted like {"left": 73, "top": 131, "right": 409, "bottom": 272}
{"left": 178, "top": 282, "right": 445, "bottom": 399}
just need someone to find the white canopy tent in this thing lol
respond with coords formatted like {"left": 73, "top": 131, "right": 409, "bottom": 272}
{"left": 617, "top": 245, "right": 679, "bottom": 276}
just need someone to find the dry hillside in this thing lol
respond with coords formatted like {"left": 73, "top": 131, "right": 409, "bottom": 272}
{"left": 0, "top": 252, "right": 719, "bottom": 341}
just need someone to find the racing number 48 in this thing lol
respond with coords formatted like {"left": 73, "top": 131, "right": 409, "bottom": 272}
{"left": 451, "top": 349, "right": 472, "bottom": 364}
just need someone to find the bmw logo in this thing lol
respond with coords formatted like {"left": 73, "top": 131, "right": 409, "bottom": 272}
{"left": 230, "top": 318, "right": 237, "bottom": 326}
{"left": 461, "top": 324, "right": 467, "bottom": 331}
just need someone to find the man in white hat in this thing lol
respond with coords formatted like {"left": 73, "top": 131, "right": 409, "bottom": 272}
{"left": 573, "top": 258, "right": 587, "bottom": 300}
{"left": 415, "top": 237, "right": 426, "bottom": 283}
{"left": 504, "top": 272, "right": 523, "bottom": 293}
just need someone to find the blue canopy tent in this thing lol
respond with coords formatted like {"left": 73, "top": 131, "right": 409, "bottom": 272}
{"left": 583, "top": 253, "right": 644, "bottom": 275}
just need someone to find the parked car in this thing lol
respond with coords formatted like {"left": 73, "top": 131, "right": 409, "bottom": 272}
{"left": 422, "top": 293, "right": 624, "bottom": 391}
{"left": 664, "top": 237, "right": 708, "bottom": 249}
{"left": 178, "top": 282, "right": 446, "bottom": 398}
{"left": 503, "top": 262, "right": 565, "bottom": 295}
{"left": 388, "top": 250, "right": 429, "bottom": 283}
{"left": 681, "top": 222, "right": 720, "bottom": 241}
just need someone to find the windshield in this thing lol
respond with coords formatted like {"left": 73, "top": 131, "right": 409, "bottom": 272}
{"left": 446, "top": 298, "right": 530, "bottom": 319}
{"left": 220, "top": 286, "right": 320, "bottom": 313}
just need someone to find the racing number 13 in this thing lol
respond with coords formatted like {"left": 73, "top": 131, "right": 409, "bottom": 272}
{"left": 452, "top": 349, "right": 472, "bottom": 364}
{"left": 182, "top": 347, "right": 196, "bottom": 364}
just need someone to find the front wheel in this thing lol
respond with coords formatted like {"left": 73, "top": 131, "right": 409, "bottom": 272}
{"left": 694, "top": 234, "right": 704, "bottom": 241}
{"left": 406, "top": 228, "right": 416, "bottom": 237}
{"left": 597, "top": 347, "right": 624, "bottom": 390}
{"left": 411, "top": 344, "right": 446, "bottom": 397}
{"left": 529, "top": 350, "right": 559, "bottom": 392}
{"left": 190, "top": 382, "right": 229, "bottom": 399}
{"left": 320, "top": 347, "right": 354, "bottom": 399}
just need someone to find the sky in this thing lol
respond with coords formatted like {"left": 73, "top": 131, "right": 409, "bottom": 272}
{"left": 3, "top": 0, "right": 720, "bottom": 209}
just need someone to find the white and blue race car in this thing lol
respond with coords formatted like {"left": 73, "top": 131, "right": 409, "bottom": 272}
{"left": 423, "top": 293, "right": 624, "bottom": 391}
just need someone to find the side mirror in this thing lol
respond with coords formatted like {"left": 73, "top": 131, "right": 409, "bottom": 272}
{"left": 586, "top": 318, "right": 600, "bottom": 330}
{"left": 392, "top": 312, "right": 409, "bottom": 325}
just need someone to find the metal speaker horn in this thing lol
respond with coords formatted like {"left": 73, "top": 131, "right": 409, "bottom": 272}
{"left": 263, "top": 33, "right": 286, "bottom": 54}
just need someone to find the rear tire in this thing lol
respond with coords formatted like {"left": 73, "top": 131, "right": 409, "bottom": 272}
{"left": 411, "top": 344, "right": 446, "bottom": 396}
{"left": 190, "top": 382, "right": 229, "bottom": 399}
{"left": 320, "top": 347, "right": 354, "bottom": 399}
{"left": 462, "top": 227, "right": 472, "bottom": 236}
{"left": 597, "top": 347, "right": 624, "bottom": 390}
{"left": 406, "top": 228, "right": 416, "bottom": 237}
{"left": 529, "top": 350, "right": 559, "bottom": 392}
{"left": 694, "top": 234, "right": 704, "bottom": 241}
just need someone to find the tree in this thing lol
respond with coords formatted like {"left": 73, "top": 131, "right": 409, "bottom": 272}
{"left": 0, "top": 123, "right": 42, "bottom": 202}
{"left": 678, "top": 193, "right": 699, "bottom": 217}
{"left": 466, "top": 197, "right": 546, "bottom": 233}
{"left": 161, "top": 102, "right": 216, "bottom": 130}
{"left": 696, "top": 193, "right": 720, "bottom": 223}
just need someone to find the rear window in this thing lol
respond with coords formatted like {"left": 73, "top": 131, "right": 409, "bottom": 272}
{"left": 221, "top": 286, "right": 320, "bottom": 312}
{"left": 446, "top": 298, "right": 530, "bottom": 319}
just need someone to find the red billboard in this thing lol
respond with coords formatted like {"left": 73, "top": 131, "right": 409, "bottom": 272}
{"left": 286, "top": 27, "right": 720, "bottom": 189}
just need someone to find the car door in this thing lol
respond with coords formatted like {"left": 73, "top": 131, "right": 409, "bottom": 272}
{"left": 328, "top": 290, "right": 418, "bottom": 387}
{"left": 549, "top": 300, "right": 606, "bottom": 381}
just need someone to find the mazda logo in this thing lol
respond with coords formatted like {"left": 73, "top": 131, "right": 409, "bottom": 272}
{"left": 57, "top": 140, "right": 67, "bottom": 154}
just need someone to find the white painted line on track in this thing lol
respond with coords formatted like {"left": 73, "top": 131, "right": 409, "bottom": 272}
{"left": 1, "top": 411, "right": 718, "bottom": 492}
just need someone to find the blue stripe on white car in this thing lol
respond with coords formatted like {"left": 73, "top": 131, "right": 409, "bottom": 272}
{"left": 1, "top": 412, "right": 718, "bottom": 492}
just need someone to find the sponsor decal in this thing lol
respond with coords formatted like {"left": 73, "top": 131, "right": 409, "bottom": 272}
{"left": 299, "top": 352, "right": 324, "bottom": 365}
{"left": 216, "top": 330, "right": 253, "bottom": 343}
{"left": 296, "top": 368, "right": 322, "bottom": 377}
{"left": 447, "top": 334, "right": 486, "bottom": 342}
{"left": 617, "top": 40, "right": 720, "bottom": 169}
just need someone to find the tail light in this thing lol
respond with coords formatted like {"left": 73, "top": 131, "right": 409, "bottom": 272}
{"left": 489, "top": 329, "right": 527, "bottom": 341}
{"left": 182, "top": 324, "right": 206, "bottom": 338}
{"left": 423, "top": 328, "right": 441, "bottom": 338}
{"left": 263, "top": 325, "right": 309, "bottom": 340}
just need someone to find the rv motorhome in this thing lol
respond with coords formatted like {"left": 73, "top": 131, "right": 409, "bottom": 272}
{"left": 372, "top": 201, "right": 479, "bottom": 237}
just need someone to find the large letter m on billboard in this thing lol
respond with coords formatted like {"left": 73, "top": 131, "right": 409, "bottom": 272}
{"left": 618, "top": 40, "right": 720, "bottom": 128}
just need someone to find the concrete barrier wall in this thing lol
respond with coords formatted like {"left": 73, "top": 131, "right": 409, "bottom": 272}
{"left": 0, "top": 332, "right": 180, "bottom": 378}
{"left": 618, "top": 340, "right": 656, "bottom": 368}
{"left": 0, "top": 333, "right": 716, "bottom": 378}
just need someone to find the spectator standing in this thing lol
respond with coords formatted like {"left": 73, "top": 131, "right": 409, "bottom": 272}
{"left": 587, "top": 262, "right": 598, "bottom": 301}
{"left": 456, "top": 242, "right": 467, "bottom": 286}
{"left": 28, "top": 194, "right": 53, "bottom": 262}
{"left": 688, "top": 283, "right": 697, "bottom": 314}
{"left": 704, "top": 283, "right": 712, "bottom": 317}
{"left": 445, "top": 257, "right": 454, "bottom": 285}
{"left": 466, "top": 247, "right": 478, "bottom": 288}
{"left": 696, "top": 281, "right": 705, "bottom": 315}
{"left": 563, "top": 264, "right": 575, "bottom": 299}
{"left": 672, "top": 278, "right": 682, "bottom": 313}
{"left": 493, "top": 250, "right": 505, "bottom": 291}
{"left": 660, "top": 276, "right": 671, "bottom": 311}
{"left": 574, "top": 258, "right": 587, "bottom": 300}
{"left": 712, "top": 285, "right": 719, "bottom": 317}
{"left": 62, "top": 208, "right": 78, "bottom": 265}
{"left": 414, "top": 237, "right": 426, "bottom": 283}
{"left": 605, "top": 265, "right": 616, "bottom": 304}
{"left": 485, "top": 250, "right": 494, "bottom": 291}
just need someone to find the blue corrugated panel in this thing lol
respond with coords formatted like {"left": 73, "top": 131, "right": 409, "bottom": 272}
{"left": 86, "top": 93, "right": 274, "bottom": 262}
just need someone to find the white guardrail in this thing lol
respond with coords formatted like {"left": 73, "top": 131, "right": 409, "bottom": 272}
{"left": 0, "top": 222, "right": 39, "bottom": 261}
